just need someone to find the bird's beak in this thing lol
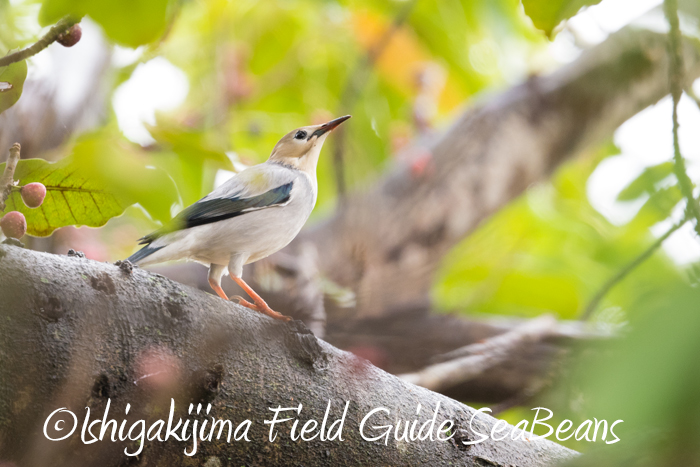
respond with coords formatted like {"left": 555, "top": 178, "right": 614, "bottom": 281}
{"left": 310, "top": 115, "right": 351, "bottom": 139}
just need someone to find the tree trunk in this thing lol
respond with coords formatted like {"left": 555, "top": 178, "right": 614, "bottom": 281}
{"left": 0, "top": 244, "right": 576, "bottom": 466}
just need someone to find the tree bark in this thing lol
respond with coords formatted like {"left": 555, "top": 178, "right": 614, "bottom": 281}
{"left": 0, "top": 244, "right": 576, "bottom": 466}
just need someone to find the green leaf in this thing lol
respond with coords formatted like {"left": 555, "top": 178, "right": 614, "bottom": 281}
{"left": 630, "top": 185, "right": 683, "bottom": 228}
{"left": 39, "top": 0, "right": 171, "bottom": 47}
{"left": 0, "top": 59, "right": 27, "bottom": 114}
{"left": 0, "top": 158, "right": 129, "bottom": 237}
{"left": 618, "top": 162, "right": 676, "bottom": 201}
{"left": 521, "top": 0, "right": 603, "bottom": 37}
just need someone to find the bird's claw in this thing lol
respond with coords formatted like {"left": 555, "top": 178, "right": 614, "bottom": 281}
{"left": 232, "top": 295, "right": 256, "bottom": 309}
{"left": 232, "top": 295, "right": 292, "bottom": 322}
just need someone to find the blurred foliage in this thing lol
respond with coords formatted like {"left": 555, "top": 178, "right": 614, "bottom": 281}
{"left": 67, "top": 131, "right": 180, "bottom": 223}
{"left": 1, "top": 0, "right": 547, "bottom": 229}
{"left": 546, "top": 278, "right": 700, "bottom": 463}
{"left": 0, "top": 59, "right": 26, "bottom": 113}
{"left": 434, "top": 142, "right": 684, "bottom": 320}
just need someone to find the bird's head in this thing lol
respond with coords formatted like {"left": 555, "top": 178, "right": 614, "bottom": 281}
{"left": 268, "top": 115, "right": 350, "bottom": 173}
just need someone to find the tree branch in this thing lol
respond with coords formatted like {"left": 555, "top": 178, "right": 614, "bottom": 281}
{"left": 0, "top": 142, "right": 20, "bottom": 212}
{"left": 398, "top": 315, "right": 558, "bottom": 393}
{"left": 0, "top": 245, "right": 576, "bottom": 465}
{"left": 0, "top": 16, "right": 80, "bottom": 68}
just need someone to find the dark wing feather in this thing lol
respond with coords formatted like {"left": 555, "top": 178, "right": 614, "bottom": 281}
{"left": 138, "top": 181, "right": 294, "bottom": 245}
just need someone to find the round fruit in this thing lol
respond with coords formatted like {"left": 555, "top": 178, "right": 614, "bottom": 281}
{"left": 57, "top": 24, "right": 82, "bottom": 47}
{"left": 20, "top": 182, "right": 47, "bottom": 208}
{"left": 0, "top": 211, "right": 27, "bottom": 239}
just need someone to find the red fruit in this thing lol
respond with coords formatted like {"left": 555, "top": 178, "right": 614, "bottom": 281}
{"left": 0, "top": 211, "right": 27, "bottom": 239}
{"left": 20, "top": 182, "right": 46, "bottom": 208}
{"left": 57, "top": 24, "right": 82, "bottom": 47}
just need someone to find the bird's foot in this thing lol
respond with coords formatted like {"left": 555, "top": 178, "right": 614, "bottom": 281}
{"left": 232, "top": 295, "right": 292, "bottom": 322}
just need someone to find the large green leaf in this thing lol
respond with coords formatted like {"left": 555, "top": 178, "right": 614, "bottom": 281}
{"left": 0, "top": 59, "right": 27, "bottom": 114}
{"left": 39, "top": 0, "right": 171, "bottom": 47}
{"left": 0, "top": 158, "right": 129, "bottom": 237}
{"left": 618, "top": 162, "right": 676, "bottom": 201}
{"left": 521, "top": 0, "right": 603, "bottom": 36}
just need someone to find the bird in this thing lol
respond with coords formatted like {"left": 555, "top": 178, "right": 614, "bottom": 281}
{"left": 127, "top": 115, "right": 351, "bottom": 321}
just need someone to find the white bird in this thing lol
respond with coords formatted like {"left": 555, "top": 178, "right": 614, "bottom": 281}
{"left": 127, "top": 115, "right": 351, "bottom": 321}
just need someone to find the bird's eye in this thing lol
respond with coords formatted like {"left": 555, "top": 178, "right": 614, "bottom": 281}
{"left": 294, "top": 130, "right": 307, "bottom": 140}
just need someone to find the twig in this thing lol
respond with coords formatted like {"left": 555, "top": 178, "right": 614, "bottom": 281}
{"left": 0, "top": 16, "right": 80, "bottom": 68}
{"left": 332, "top": 0, "right": 419, "bottom": 201}
{"left": 0, "top": 143, "right": 21, "bottom": 212}
{"left": 664, "top": 0, "right": 700, "bottom": 235}
{"left": 398, "top": 314, "right": 557, "bottom": 392}
{"left": 581, "top": 214, "right": 689, "bottom": 321}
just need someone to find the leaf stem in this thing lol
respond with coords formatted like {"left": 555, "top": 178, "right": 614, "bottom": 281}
{"left": 581, "top": 214, "right": 689, "bottom": 321}
{"left": 0, "top": 16, "right": 80, "bottom": 68}
{"left": 0, "top": 143, "right": 21, "bottom": 212}
{"left": 664, "top": 0, "right": 700, "bottom": 235}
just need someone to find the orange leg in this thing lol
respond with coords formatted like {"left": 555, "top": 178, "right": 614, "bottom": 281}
{"left": 231, "top": 276, "right": 292, "bottom": 322}
{"left": 208, "top": 278, "right": 229, "bottom": 300}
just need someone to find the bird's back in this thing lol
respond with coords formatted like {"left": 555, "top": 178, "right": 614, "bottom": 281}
{"left": 128, "top": 161, "right": 316, "bottom": 267}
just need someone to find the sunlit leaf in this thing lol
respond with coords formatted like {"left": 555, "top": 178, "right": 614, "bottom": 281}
{"left": 0, "top": 59, "right": 26, "bottom": 114}
{"left": 617, "top": 162, "right": 675, "bottom": 201}
{"left": 0, "top": 158, "right": 129, "bottom": 237}
{"left": 521, "top": 0, "right": 603, "bottom": 36}
{"left": 629, "top": 185, "right": 682, "bottom": 228}
{"left": 39, "top": 0, "right": 171, "bottom": 47}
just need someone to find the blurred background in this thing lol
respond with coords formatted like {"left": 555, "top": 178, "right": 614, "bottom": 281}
{"left": 2, "top": 0, "right": 700, "bottom": 464}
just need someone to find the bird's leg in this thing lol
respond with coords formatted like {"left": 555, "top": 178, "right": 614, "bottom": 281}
{"left": 231, "top": 276, "right": 292, "bottom": 322}
{"left": 208, "top": 264, "right": 229, "bottom": 300}
{"left": 208, "top": 279, "right": 229, "bottom": 300}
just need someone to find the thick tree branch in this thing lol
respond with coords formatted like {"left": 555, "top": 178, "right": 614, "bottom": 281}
{"left": 0, "top": 16, "right": 80, "bottom": 67}
{"left": 0, "top": 245, "right": 576, "bottom": 466}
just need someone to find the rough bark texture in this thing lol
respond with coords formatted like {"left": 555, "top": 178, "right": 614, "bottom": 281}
{"left": 0, "top": 245, "right": 576, "bottom": 466}
{"left": 298, "top": 28, "right": 700, "bottom": 319}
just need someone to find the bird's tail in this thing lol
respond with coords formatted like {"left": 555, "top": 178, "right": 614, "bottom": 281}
{"left": 126, "top": 244, "right": 165, "bottom": 264}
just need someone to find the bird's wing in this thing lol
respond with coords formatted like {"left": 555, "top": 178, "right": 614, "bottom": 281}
{"left": 139, "top": 166, "right": 295, "bottom": 244}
